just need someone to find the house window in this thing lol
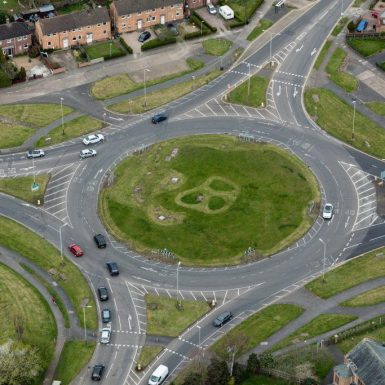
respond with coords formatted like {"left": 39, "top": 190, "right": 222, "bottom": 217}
{"left": 103, "top": 30, "right": 107, "bottom": 34}
{"left": 151, "top": 16, "right": 156, "bottom": 21}
{"left": 122, "top": 15, "right": 126, "bottom": 19}
{"left": 152, "top": 8, "right": 155, "bottom": 11}
{"left": 23, "top": 36, "right": 28, "bottom": 40}
{"left": 7, "top": 39, "right": 11, "bottom": 43}
{"left": 171, "top": 4, "right": 174, "bottom": 7}
{"left": 72, "top": 37, "right": 77, "bottom": 41}
{"left": 161, "top": 6, "right": 164, "bottom": 9}
{"left": 176, "top": 12, "right": 180, "bottom": 16}
{"left": 97, "top": 23, "right": 100, "bottom": 27}
{"left": 24, "top": 44, "right": 28, "bottom": 48}
{"left": 137, "top": 11, "right": 141, "bottom": 15}
{"left": 53, "top": 33, "right": 57, "bottom": 36}
{"left": 17, "top": 36, "right": 22, "bottom": 41}
{"left": 103, "top": 22, "right": 107, "bottom": 25}
{"left": 48, "top": 41, "right": 51, "bottom": 46}
{"left": 122, "top": 23, "right": 126, "bottom": 27}
{"left": 78, "top": 35, "right": 82, "bottom": 40}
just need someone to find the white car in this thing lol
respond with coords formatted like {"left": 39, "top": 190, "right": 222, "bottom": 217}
{"left": 322, "top": 203, "right": 333, "bottom": 219}
{"left": 100, "top": 323, "right": 111, "bottom": 344}
{"left": 82, "top": 133, "right": 104, "bottom": 145}
{"left": 207, "top": 4, "right": 217, "bottom": 14}
{"left": 80, "top": 149, "right": 97, "bottom": 159}
{"left": 27, "top": 149, "right": 45, "bottom": 158}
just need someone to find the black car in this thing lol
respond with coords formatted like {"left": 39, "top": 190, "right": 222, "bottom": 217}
{"left": 91, "top": 364, "right": 105, "bottom": 381}
{"left": 151, "top": 112, "right": 168, "bottom": 124}
{"left": 98, "top": 286, "right": 109, "bottom": 301}
{"left": 138, "top": 31, "right": 151, "bottom": 42}
{"left": 167, "top": 22, "right": 179, "bottom": 35}
{"left": 213, "top": 311, "right": 233, "bottom": 327}
{"left": 106, "top": 262, "right": 119, "bottom": 276}
{"left": 102, "top": 308, "right": 111, "bottom": 323}
{"left": 94, "top": 234, "right": 107, "bottom": 249}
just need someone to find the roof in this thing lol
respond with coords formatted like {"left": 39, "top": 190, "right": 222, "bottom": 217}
{"left": 347, "top": 338, "right": 385, "bottom": 385}
{"left": 0, "top": 22, "right": 33, "bottom": 41}
{"left": 113, "top": 0, "right": 182, "bottom": 16}
{"left": 38, "top": 7, "right": 109, "bottom": 35}
{"left": 334, "top": 364, "right": 353, "bottom": 378}
{"left": 38, "top": 4, "right": 55, "bottom": 13}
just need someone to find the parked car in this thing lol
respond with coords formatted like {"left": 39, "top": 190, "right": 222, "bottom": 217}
{"left": 102, "top": 308, "right": 111, "bottom": 323}
{"left": 106, "top": 261, "right": 119, "bottom": 276}
{"left": 207, "top": 4, "right": 217, "bottom": 14}
{"left": 68, "top": 243, "right": 84, "bottom": 257}
{"left": 322, "top": 203, "right": 333, "bottom": 220}
{"left": 213, "top": 311, "right": 233, "bottom": 327}
{"left": 83, "top": 133, "right": 104, "bottom": 145}
{"left": 91, "top": 364, "right": 105, "bottom": 381}
{"left": 100, "top": 323, "right": 111, "bottom": 344}
{"left": 98, "top": 286, "right": 109, "bottom": 301}
{"left": 151, "top": 112, "right": 168, "bottom": 124}
{"left": 138, "top": 31, "right": 151, "bottom": 43}
{"left": 94, "top": 234, "right": 107, "bottom": 249}
{"left": 148, "top": 364, "right": 169, "bottom": 385}
{"left": 80, "top": 149, "right": 97, "bottom": 159}
{"left": 167, "top": 22, "right": 179, "bottom": 35}
{"left": 26, "top": 149, "right": 45, "bottom": 158}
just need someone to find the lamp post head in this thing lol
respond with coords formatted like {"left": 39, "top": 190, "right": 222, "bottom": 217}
{"left": 178, "top": 261, "right": 181, "bottom": 267}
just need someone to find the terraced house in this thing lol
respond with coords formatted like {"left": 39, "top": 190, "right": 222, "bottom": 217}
{"left": 0, "top": 22, "right": 33, "bottom": 57}
{"left": 35, "top": 8, "right": 111, "bottom": 50}
{"left": 110, "top": 0, "right": 183, "bottom": 33}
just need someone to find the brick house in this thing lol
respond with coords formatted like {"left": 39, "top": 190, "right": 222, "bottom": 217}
{"left": 333, "top": 338, "right": 385, "bottom": 385}
{"left": 0, "top": 22, "right": 33, "bottom": 57}
{"left": 35, "top": 8, "right": 111, "bottom": 50}
{"left": 184, "top": 0, "right": 219, "bottom": 16}
{"left": 110, "top": 0, "right": 183, "bottom": 33}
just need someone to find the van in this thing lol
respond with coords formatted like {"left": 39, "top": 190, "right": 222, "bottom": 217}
{"left": 148, "top": 364, "right": 169, "bottom": 385}
{"left": 218, "top": 5, "right": 234, "bottom": 20}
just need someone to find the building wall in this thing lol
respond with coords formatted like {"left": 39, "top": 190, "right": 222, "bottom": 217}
{"left": 35, "top": 20, "right": 111, "bottom": 50}
{"left": 111, "top": 3, "right": 183, "bottom": 33}
{"left": 0, "top": 34, "right": 32, "bottom": 56}
{"left": 333, "top": 372, "right": 355, "bottom": 385}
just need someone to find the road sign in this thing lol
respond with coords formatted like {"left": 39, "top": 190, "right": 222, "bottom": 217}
{"left": 31, "top": 182, "right": 40, "bottom": 192}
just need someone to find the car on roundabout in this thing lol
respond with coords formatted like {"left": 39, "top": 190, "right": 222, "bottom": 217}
{"left": 100, "top": 323, "right": 111, "bottom": 344}
{"left": 151, "top": 112, "right": 168, "bottom": 124}
{"left": 213, "top": 311, "right": 233, "bottom": 327}
{"left": 97, "top": 286, "right": 108, "bottom": 301}
{"left": 322, "top": 203, "right": 333, "bottom": 220}
{"left": 91, "top": 364, "right": 105, "bottom": 381}
{"left": 83, "top": 133, "right": 104, "bottom": 145}
{"left": 80, "top": 149, "right": 97, "bottom": 159}
{"left": 26, "top": 149, "right": 45, "bottom": 158}
{"left": 68, "top": 243, "right": 84, "bottom": 257}
{"left": 102, "top": 308, "right": 111, "bottom": 323}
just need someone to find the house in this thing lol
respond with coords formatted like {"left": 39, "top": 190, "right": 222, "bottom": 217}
{"left": 184, "top": 0, "right": 219, "bottom": 13}
{"left": 35, "top": 8, "right": 111, "bottom": 50}
{"left": 0, "top": 22, "right": 33, "bottom": 56}
{"left": 110, "top": 0, "right": 183, "bottom": 33}
{"left": 333, "top": 338, "right": 385, "bottom": 385}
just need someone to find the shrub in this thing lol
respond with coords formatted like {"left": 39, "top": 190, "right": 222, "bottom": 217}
{"left": 18, "top": 66, "right": 26, "bottom": 81}
{"left": 0, "top": 69, "right": 11, "bottom": 88}
{"left": 184, "top": 30, "right": 210, "bottom": 40}
{"left": 229, "top": 17, "right": 246, "bottom": 29}
{"left": 28, "top": 45, "right": 40, "bottom": 58}
{"left": 119, "top": 37, "right": 133, "bottom": 54}
{"left": 141, "top": 37, "right": 177, "bottom": 51}
{"left": 347, "top": 20, "right": 357, "bottom": 32}
{"left": 103, "top": 50, "right": 126, "bottom": 61}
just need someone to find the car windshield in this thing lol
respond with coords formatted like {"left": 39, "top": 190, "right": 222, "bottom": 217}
{"left": 150, "top": 375, "right": 160, "bottom": 382}
{"left": 103, "top": 310, "right": 109, "bottom": 316}
{"left": 325, "top": 205, "right": 332, "bottom": 212}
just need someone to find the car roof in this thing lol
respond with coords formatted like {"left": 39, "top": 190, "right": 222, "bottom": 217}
{"left": 98, "top": 286, "right": 107, "bottom": 291}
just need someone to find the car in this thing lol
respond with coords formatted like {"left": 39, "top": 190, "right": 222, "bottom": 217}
{"left": 26, "top": 149, "right": 45, "bottom": 159}
{"left": 94, "top": 234, "right": 107, "bottom": 249}
{"left": 82, "top": 133, "right": 104, "bottom": 145}
{"left": 100, "top": 323, "right": 111, "bottom": 344}
{"left": 68, "top": 243, "right": 84, "bottom": 257}
{"left": 91, "top": 364, "right": 105, "bottom": 381}
{"left": 138, "top": 31, "right": 151, "bottom": 43}
{"left": 207, "top": 4, "right": 217, "bottom": 14}
{"left": 102, "top": 308, "right": 111, "bottom": 323}
{"left": 151, "top": 112, "right": 168, "bottom": 124}
{"left": 106, "top": 261, "right": 119, "bottom": 276}
{"left": 80, "top": 149, "right": 97, "bottom": 159}
{"left": 213, "top": 311, "right": 233, "bottom": 327}
{"left": 98, "top": 286, "right": 109, "bottom": 301}
{"left": 322, "top": 203, "right": 333, "bottom": 220}
{"left": 166, "top": 22, "right": 179, "bottom": 35}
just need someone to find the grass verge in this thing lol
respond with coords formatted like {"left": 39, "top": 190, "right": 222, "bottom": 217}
{"left": 212, "top": 304, "right": 304, "bottom": 356}
{"left": 366, "top": 101, "right": 385, "bottom": 116}
{"left": 54, "top": 340, "right": 96, "bottom": 385}
{"left": 331, "top": 17, "right": 349, "bottom": 36}
{"left": 84, "top": 41, "right": 125, "bottom": 60}
{"left": 137, "top": 345, "right": 164, "bottom": 368}
{"left": 272, "top": 314, "right": 357, "bottom": 351}
{"left": 0, "top": 174, "right": 50, "bottom": 204}
{"left": 314, "top": 40, "right": 332, "bottom": 71}
{"left": 0, "top": 216, "right": 97, "bottom": 329}
{"left": 202, "top": 38, "right": 233, "bottom": 56}
{"left": 108, "top": 70, "right": 221, "bottom": 114}
{"left": 247, "top": 19, "right": 273, "bottom": 41}
{"left": 304, "top": 88, "right": 385, "bottom": 159}
{"left": 347, "top": 38, "right": 385, "bottom": 57}
{"left": 91, "top": 58, "right": 204, "bottom": 100}
{"left": 146, "top": 294, "right": 210, "bottom": 337}
{"left": 326, "top": 48, "right": 358, "bottom": 92}
{"left": 0, "top": 121, "right": 34, "bottom": 149}
{"left": 227, "top": 75, "right": 269, "bottom": 107}
{"left": 341, "top": 285, "right": 385, "bottom": 307}
{"left": 241, "top": 374, "right": 290, "bottom": 385}
{"left": 35, "top": 115, "right": 104, "bottom": 147}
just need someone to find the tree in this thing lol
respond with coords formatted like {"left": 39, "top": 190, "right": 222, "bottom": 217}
{"left": 347, "top": 20, "right": 356, "bottom": 33}
{"left": 246, "top": 353, "right": 260, "bottom": 374}
{"left": 232, "top": 362, "right": 247, "bottom": 385}
{"left": 303, "top": 379, "right": 319, "bottom": 385}
{"left": 18, "top": 66, "right": 26, "bottom": 82}
{"left": 0, "top": 69, "right": 11, "bottom": 88}
{"left": 0, "top": 11, "right": 8, "bottom": 24}
{"left": 206, "top": 358, "right": 230, "bottom": 385}
{"left": 182, "top": 372, "right": 204, "bottom": 385}
{"left": 0, "top": 49, "right": 6, "bottom": 64}
{"left": 259, "top": 353, "right": 275, "bottom": 369}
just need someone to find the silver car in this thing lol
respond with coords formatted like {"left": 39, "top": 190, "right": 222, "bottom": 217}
{"left": 80, "top": 149, "right": 97, "bottom": 159}
{"left": 26, "top": 149, "right": 45, "bottom": 158}
{"left": 322, "top": 203, "right": 333, "bottom": 219}
{"left": 82, "top": 133, "right": 104, "bottom": 145}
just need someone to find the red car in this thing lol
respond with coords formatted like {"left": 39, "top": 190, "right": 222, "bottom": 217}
{"left": 68, "top": 243, "right": 84, "bottom": 257}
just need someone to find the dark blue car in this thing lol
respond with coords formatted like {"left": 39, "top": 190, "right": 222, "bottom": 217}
{"left": 151, "top": 112, "right": 168, "bottom": 124}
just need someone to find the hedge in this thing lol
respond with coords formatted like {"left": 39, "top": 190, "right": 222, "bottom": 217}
{"left": 141, "top": 37, "right": 177, "bottom": 51}
{"left": 190, "top": 11, "right": 217, "bottom": 33}
{"left": 0, "top": 69, "right": 11, "bottom": 88}
{"left": 119, "top": 37, "right": 133, "bottom": 54}
{"left": 103, "top": 50, "right": 126, "bottom": 61}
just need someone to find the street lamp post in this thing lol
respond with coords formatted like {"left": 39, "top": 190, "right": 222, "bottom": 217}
{"left": 103, "top": 112, "right": 106, "bottom": 126}
{"left": 200, "top": 20, "right": 204, "bottom": 35}
{"left": 319, "top": 238, "right": 326, "bottom": 282}
{"left": 352, "top": 99, "right": 357, "bottom": 140}
{"left": 263, "top": 31, "right": 280, "bottom": 68}
{"left": 192, "top": 75, "right": 195, "bottom": 90}
{"left": 59, "top": 223, "right": 67, "bottom": 266}
{"left": 341, "top": 0, "right": 344, "bottom": 15}
{"left": 60, "top": 97, "right": 64, "bottom": 136}
{"left": 197, "top": 325, "right": 201, "bottom": 345}
{"left": 176, "top": 261, "right": 181, "bottom": 302}
{"left": 109, "top": 42, "right": 112, "bottom": 58}
{"left": 83, "top": 305, "right": 93, "bottom": 341}
{"left": 143, "top": 68, "right": 150, "bottom": 107}
{"left": 247, "top": 63, "right": 251, "bottom": 99}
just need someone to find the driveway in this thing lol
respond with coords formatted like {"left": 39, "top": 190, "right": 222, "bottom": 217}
{"left": 121, "top": 31, "right": 154, "bottom": 55}
{"left": 50, "top": 50, "right": 78, "bottom": 71}
{"left": 195, "top": 7, "right": 228, "bottom": 33}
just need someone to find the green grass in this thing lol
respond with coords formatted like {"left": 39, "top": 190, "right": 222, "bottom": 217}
{"left": 109, "top": 70, "right": 221, "bottom": 114}
{"left": 91, "top": 57, "right": 205, "bottom": 100}
{"left": 247, "top": 19, "right": 273, "bottom": 41}
{"left": 0, "top": 121, "right": 34, "bottom": 149}
{"left": 305, "top": 88, "right": 385, "bottom": 159}
{"left": 100, "top": 135, "right": 319, "bottom": 266}
{"left": 0, "top": 0, "right": 21, "bottom": 13}
{"left": 326, "top": 48, "right": 358, "bottom": 92}
{"left": 378, "top": 62, "right": 385, "bottom": 71}
{"left": 228, "top": 75, "right": 269, "bottom": 107}
{"left": 341, "top": 286, "right": 385, "bottom": 307}
{"left": 307, "top": 246, "right": 385, "bottom": 299}
{"left": 332, "top": 17, "right": 349, "bottom": 36}
{"left": 146, "top": 294, "right": 209, "bottom": 337}
{"left": 202, "top": 38, "right": 233, "bottom": 56}
{"left": 0, "top": 262, "right": 56, "bottom": 376}
{"left": 57, "top": 2, "right": 85, "bottom": 14}
{"left": 137, "top": 345, "right": 164, "bottom": 368}
{"left": 0, "top": 216, "right": 97, "bottom": 330}
{"left": 54, "top": 340, "right": 96, "bottom": 385}
{"left": 212, "top": 304, "right": 304, "bottom": 356}
{"left": 314, "top": 40, "right": 332, "bottom": 71}
{"left": 366, "top": 101, "right": 385, "bottom": 117}
{"left": 241, "top": 374, "right": 290, "bottom": 385}
{"left": 347, "top": 38, "right": 385, "bottom": 57}
{"left": 227, "top": 0, "right": 264, "bottom": 22}
{"left": 0, "top": 174, "right": 50, "bottom": 204}
{"left": 35, "top": 115, "right": 104, "bottom": 147}
{"left": 272, "top": 314, "right": 357, "bottom": 351}
{"left": 84, "top": 41, "right": 124, "bottom": 60}
{"left": 353, "top": 0, "right": 365, "bottom": 5}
